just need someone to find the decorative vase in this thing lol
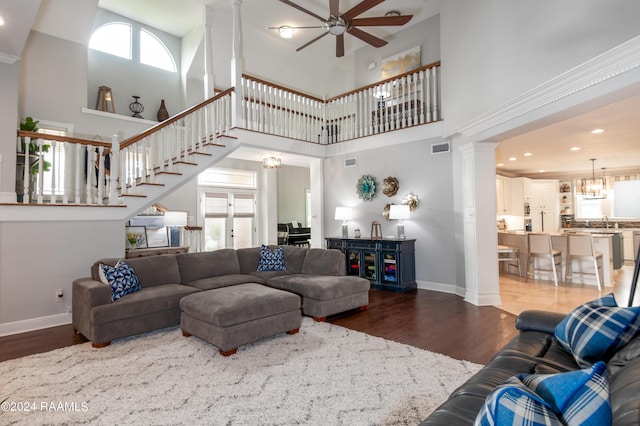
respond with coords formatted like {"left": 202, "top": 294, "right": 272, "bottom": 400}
{"left": 129, "top": 96, "right": 144, "bottom": 118}
{"left": 157, "top": 99, "right": 169, "bottom": 121}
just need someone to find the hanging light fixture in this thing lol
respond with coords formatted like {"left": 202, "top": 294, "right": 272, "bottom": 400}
{"left": 579, "top": 158, "right": 606, "bottom": 199}
{"left": 262, "top": 156, "right": 282, "bottom": 169}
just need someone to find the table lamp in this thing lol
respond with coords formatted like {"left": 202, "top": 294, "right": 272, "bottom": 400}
{"left": 334, "top": 207, "right": 353, "bottom": 238}
{"left": 164, "top": 211, "right": 188, "bottom": 247}
{"left": 389, "top": 204, "right": 410, "bottom": 239}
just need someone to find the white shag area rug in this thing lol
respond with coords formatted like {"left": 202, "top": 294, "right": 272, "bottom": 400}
{"left": 0, "top": 318, "right": 482, "bottom": 425}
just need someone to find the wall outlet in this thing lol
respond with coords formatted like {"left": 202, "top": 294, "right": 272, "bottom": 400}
{"left": 56, "top": 289, "right": 64, "bottom": 302}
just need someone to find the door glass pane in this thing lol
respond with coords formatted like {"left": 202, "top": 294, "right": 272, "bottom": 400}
{"left": 233, "top": 217, "right": 253, "bottom": 249}
{"left": 204, "top": 218, "right": 226, "bottom": 250}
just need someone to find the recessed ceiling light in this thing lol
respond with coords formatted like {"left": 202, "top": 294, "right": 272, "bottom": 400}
{"left": 570, "top": 147, "right": 580, "bottom": 151}
{"left": 539, "top": 170, "right": 545, "bottom": 173}
{"left": 509, "top": 157, "right": 517, "bottom": 161}
{"left": 0, "top": 16, "right": 6, "bottom": 26}
{"left": 591, "top": 128, "right": 605, "bottom": 134}
{"left": 523, "top": 152, "right": 532, "bottom": 157}
{"left": 497, "top": 163, "right": 504, "bottom": 167}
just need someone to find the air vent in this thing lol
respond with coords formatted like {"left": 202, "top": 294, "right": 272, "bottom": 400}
{"left": 344, "top": 158, "right": 357, "bottom": 167}
{"left": 431, "top": 142, "right": 450, "bottom": 155}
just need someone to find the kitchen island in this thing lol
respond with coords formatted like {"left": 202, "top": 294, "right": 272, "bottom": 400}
{"left": 497, "top": 230, "right": 616, "bottom": 287}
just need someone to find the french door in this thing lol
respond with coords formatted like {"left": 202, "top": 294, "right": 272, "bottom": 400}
{"left": 203, "top": 191, "right": 256, "bottom": 250}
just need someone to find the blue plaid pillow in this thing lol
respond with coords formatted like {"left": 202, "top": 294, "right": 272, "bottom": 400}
{"left": 99, "top": 260, "right": 141, "bottom": 302}
{"left": 256, "top": 245, "right": 286, "bottom": 271}
{"left": 554, "top": 293, "right": 640, "bottom": 367}
{"left": 476, "top": 362, "right": 611, "bottom": 426}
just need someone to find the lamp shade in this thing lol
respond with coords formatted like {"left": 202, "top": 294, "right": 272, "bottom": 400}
{"left": 334, "top": 207, "right": 353, "bottom": 221}
{"left": 163, "top": 211, "right": 187, "bottom": 227}
{"left": 389, "top": 204, "right": 410, "bottom": 220}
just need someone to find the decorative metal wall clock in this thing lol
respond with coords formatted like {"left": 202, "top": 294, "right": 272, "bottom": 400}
{"left": 356, "top": 175, "right": 377, "bottom": 202}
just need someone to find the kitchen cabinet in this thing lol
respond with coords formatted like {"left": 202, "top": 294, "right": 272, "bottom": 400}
{"left": 496, "top": 176, "right": 512, "bottom": 215}
{"left": 325, "top": 237, "right": 416, "bottom": 293}
{"left": 623, "top": 230, "right": 634, "bottom": 261}
{"left": 530, "top": 180, "right": 559, "bottom": 232}
{"left": 510, "top": 177, "right": 531, "bottom": 215}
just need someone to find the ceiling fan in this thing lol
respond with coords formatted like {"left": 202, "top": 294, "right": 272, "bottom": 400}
{"left": 270, "top": 0, "right": 413, "bottom": 57}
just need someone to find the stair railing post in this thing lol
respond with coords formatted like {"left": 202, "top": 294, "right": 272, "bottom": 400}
{"left": 108, "top": 135, "right": 119, "bottom": 205}
{"left": 230, "top": 0, "right": 244, "bottom": 129}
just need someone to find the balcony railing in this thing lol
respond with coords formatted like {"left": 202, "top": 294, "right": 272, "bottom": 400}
{"left": 12, "top": 64, "right": 440, "bottom": 206}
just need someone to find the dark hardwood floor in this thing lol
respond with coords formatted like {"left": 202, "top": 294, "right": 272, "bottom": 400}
{"left": 0, "top": 289, "right": 518, "bottom": 365}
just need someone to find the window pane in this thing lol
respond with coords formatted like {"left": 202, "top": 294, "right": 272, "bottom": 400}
{"left": 140, "top": 29, "right": 176, "bottom": 72}
{"left": 198, "top": 168, "right": 256, "bottom": 188}
{"left": 204, "top": 218, "right": 226, "bottom": 250}
{"left": 233, "top": 218, "right": 253, "bottom": 249}
{"left": 234, "top": 193, "right": 255, "bottom": 217}
{"left": 89, "top": 22, "right": 132, "bottom": 60}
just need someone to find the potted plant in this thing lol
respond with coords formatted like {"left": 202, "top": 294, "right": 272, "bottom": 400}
{"left": 16, "top": 117, "right": 51, "bottom": 202}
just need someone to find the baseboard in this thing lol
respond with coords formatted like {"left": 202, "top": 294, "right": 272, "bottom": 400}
{"left": 0, "top": 313, "right": 72, "bottom": 337}
{"left": 0, "top": 191, "right": 17, "bottom": 203}
{"left": 417, "top": 280, "right": 465, "bottom": 298}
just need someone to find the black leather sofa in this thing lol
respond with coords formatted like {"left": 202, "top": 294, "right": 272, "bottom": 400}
{"left": 421, "top": 310, "right": 640, "bottom": 425}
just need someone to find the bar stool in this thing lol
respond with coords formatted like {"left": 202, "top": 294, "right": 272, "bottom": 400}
{"left": 526, "top": 233, "right": 562, "bottom": 286}
{"left": 498, "top": 245, "right": 521, "bottom": 276}
{"left": 565, "top": 233, "right": 603, "bottom": 291}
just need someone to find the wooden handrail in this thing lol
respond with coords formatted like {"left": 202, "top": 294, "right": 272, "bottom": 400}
{"left": 120, "top": 87, "right": 234, "bottom": 149}
{"left": 16, "top": 130, "right": 112, "bottom": 148}
{"left": 242, "top": 74, "right": 325, "bottom": 103}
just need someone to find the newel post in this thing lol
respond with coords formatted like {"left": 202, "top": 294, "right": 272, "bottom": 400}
{"left": 230, "top": 0, "right": 244, "bottom": 128}
{"left": 109, "top": 135, "right": 120, "bottom": 205}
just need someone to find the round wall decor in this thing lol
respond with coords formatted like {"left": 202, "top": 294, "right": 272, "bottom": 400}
{"left": 356, "top": 175, "right": 377, "bottom": 202}
{"left": 382, "top": 176, "right": 399, "bottom": 197}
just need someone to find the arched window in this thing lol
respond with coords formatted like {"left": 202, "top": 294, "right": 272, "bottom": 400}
{"left": 88, "top": 22, "right": 132, "bottom": 60}
{"left": 140, "top": 28, "right": 177, "bottom": 72}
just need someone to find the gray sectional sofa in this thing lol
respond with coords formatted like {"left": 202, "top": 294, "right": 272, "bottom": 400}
{"left": 73, "top": 245, "right": 370, "bottom": 348}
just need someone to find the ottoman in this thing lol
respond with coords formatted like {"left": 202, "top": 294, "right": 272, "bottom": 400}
{"left": 179, "top": 283, "right": 302, "bottom": 356}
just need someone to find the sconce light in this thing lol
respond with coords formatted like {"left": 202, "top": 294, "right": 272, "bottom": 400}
{"left": 164, "top": 211, "right": 188, "bottom": 247}
{"left": 389, "top": 204, "right": 410, "bottom": 239}
{"left": 263, "top": 156, "right": 282, "bottom": 169}
{"left": 334, "top": 207, "right": 353, "bottom": 238}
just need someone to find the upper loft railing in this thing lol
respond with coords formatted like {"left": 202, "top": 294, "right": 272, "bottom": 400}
{"left": 11, "top": 64, "right": 440, "bottom": 206}
{"left": 241, "top": 61, "right": 440, "bottom": 144}
{"left": 15, "top": 88, "right": 233, "bottom": 206}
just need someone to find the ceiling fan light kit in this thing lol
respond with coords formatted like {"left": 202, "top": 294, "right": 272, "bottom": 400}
{"left": 275, "top": 0, "right": 413, "bottom": 57}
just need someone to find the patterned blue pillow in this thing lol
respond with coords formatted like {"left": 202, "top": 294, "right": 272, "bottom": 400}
{"left": 99, "top": 260, "right": 142, "bottom": 302}
{"left": 554, "top": 293, "right": 640, "bottom": 367}
{"left": 257, "top": 245, "right": 286, "bottom": 271}
{"left": 476, "top": 362, "right": 611, "bottom": 426}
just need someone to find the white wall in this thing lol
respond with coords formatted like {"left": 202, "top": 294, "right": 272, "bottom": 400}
{"left": 440, "top": 0, "right": 640, "bottom": 136}
{"left": 0, "top": 63, "right": 20, "bottom": 200}
{"left": 323, "top": 139, "right": 457, "bottom": 289}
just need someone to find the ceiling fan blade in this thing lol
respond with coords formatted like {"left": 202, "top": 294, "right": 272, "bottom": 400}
{"left": 347, "top": 26, "right": 387, "bottom": 48}
{"left": 336, "top": 34, "right": 345, "bottom": 57}
{"left": 343, "top": 0, "right": 385, "bottom": 20}
{"left": 296, "top": 31, "right": 330, "bottom": 52}
{"left": 280, "top": 0, "right": 327, "bottom": 23}
{"left": 329, "top": 0, "right": 340, "bottom": 17}
{"left": 351, "top": 15, "right": 413, "bottom": 26}
{"left": 266, "top": 26, "right": 326, "bottom": 30}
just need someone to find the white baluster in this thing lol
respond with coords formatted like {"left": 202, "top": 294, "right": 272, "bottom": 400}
{"left": 432, "top": 66, "right": 439, "bottom": 121}
{"left": 109, "top": 135, "right": 119, "bottom": 205}
{"left": 36, "top": 138, "right": 45, "bottom": 204}
{"left": 48, "top": 140, "right": 57, "bottom": 204}
{"left": 96, "top": 145, "right": 105, "bottom": 204}
{"left": 73, "top": 143, "right": 81, "bottom": 203}
{"left": 423, "top": 69, "right": 430, "bottom": 123}
{"left": 86, "top": 145, "right": 94, "bottom": 204}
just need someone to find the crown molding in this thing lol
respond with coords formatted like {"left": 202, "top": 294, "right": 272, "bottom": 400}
{"left": 455, "top": 35, "right": 640, "bottom": 139}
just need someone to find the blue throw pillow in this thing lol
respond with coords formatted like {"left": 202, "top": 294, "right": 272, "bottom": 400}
{"left": 256, "top": 245, "right": 286, "bottom": 271}
{"left": 554, "top": 293, "right": 640, "bottom": 367}
{"left": 476, "top": 362, "right": 611, "bottom": 426}
{"left": 99, "top": 260, "right": 142, "bottom": 302}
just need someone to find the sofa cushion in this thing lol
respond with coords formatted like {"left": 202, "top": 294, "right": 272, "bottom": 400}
{"left": 185, "top": 274, "right": 260, "bottom": 291}
{"left": 266, "top": 274, "right": 369, "bottom": 300}
{"left": 476, "top": 361, "right": 611, "bottom": 426}
{"left": 91, "top": 284, "right": 199, "bottom": 325}
{"left": 93, "top": 255, "right": 181, "bottom": 288}
{"left": 554, "top": 293, "right": 640, "bottom": 367}
{"left": 98, "top": 260, "right": 141, "bottom": 302}
{"left": 237, "top": 246, "right": 308, "bottom": 274}
{"left": 257, "top": 245, "right": 286, "bottom": 271}
{"left": 177, "top": 249, "right": 240, "bottom": 284}
{"left": 607, "top": 334, "right": 640, "bottom": 375}
{"left": 301, "top": 248, "right": 345, "bottom": 276}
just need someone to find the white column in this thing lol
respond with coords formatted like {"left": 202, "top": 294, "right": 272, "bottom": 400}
{"left": 309, "top": 158, "right": 324, "bottom": 248}
{"left": 260, "top": 166, "right": 278, "bottom": 245}
{"left": 203, "top": 5, "right": 215, "bottom": 100}
{"left": 230, "top": 0, "right": 244, "bottom": 128}
{"left": 457, "top": 139, "right": 501, "bottom": 306}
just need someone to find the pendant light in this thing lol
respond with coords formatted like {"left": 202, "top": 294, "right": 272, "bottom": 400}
{"left": 579, "top": 158, "right": 606, "bottom": 199}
